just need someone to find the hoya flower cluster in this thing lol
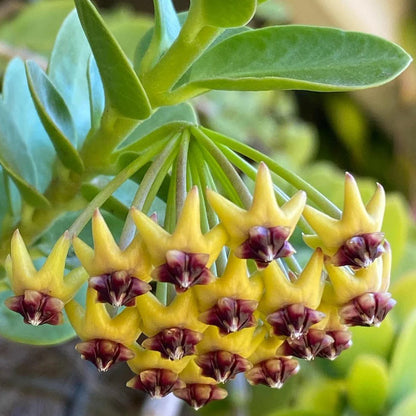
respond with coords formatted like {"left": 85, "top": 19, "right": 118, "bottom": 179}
{"left": 4, "top": 163, "right": 394, "bottom": 410}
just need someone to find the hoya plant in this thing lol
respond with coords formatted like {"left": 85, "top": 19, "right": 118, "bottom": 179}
{"left": 0, "top": 0, "right": 412, "bottom": 412}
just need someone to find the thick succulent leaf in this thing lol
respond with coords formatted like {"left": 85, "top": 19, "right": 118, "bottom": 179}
{"left": 87, "top": 55, "right": 105, "bottom": 131}
{"left": 0, "top": 287, "right": 85, "bottom": 345}
{"left": 0, "top": 101, "right": 49, "bottom": 208}
{"left": 181, "top": 26, "right": 412, "bottom": 92}
{"left": 48, "top": 10, "right": 92, "bottom": 143}
{"left": 139, "top": 0, "right": 181, "bottom": 72}
{"left": 390, "top": 272, "right": 416, "bottom": 323}
{"left": 389, "top": 310, "right": 416, "bottom": 404}
{"left": 26, "top": 61, "right": 84, "bottom": 174}
{"left": 2, "top": 58, "right": 54, "bottom": 193}
{"left": 346, "top": 355, "right": 389, "bottom": 416}
{"left": 194, "top": 0, "right": 256, "bottom": 27}
{"left": 122, "top": 102, "right": 197, "bottom": 148}
{"left": 389, "top": 394, "right": 416, "bottom": 416}
{"left": 74, "top": 0, "right": 151, "bottom": 119}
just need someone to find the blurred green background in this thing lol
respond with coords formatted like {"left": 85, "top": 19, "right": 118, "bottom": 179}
{"left": 0, "top": 1, "right": 415, "bottom": 415}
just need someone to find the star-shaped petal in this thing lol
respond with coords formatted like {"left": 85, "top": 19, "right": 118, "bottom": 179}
{"left": 131, "top": 186, "right": 227, "bottom": 273}
{"left": 207, "top": 162, "right": 306, "bottom": 259}
{"left": 6, "top": 230, "right": 88, "bottom": 302}
{"left": 303, "top": 173, "right": 385, "bottom": 267}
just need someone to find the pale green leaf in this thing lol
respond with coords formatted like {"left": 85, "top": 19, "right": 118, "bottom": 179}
{"left": 48, "top": 10, "right": 92, "bottom": 142}
{"left": 389, "top": 393, "right": 416, "bottom": 416}
{"left": 0, "top": 101, "right": 49, "bottom": 208}
{"left": 74, "top": 0, "right": 151, "bottom": 119}
{"left": 389, "top": 310, "right": 416, "bottom": 404}
{"left": 26, "top": 60, "right": 84, "bottom": 174}
{"left": 182, "top": 26, "right": 412, "bottom": 93}
{"left": 390, "top": 272, "right": 416, "bottom": 324}
{"left": 139, "top": 0, "right": 181, "bottom": 73}
{"left": 2, "top": 58, "right": 54, "bottom": 193}
{"left": 346, "top": 355, "right": 389, "bottom": 416}
{"left": 87, "top": 55, "right": 105, "bottom": 131}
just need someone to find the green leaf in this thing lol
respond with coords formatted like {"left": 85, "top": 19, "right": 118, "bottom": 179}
{"left": 0, "top": 289, "right": 80, "bottom": 345}
{"left": 383, "top": 194, "right": 410, "bottom": 272}
{"left": 48, "top": 10, "right": 92, "bottom": 142}
{"left": 2, "top": 58, "right": 55, "bottom": 193}
{"left": 389, "top": 310, "right": 416, "bottom": 404}
{"left": 390, "top": 272, "right": 416, "bottom": 324}
{"left": 139, "top": 0, "right": 181, "bottom": 73}
{"left": 389, "top": 393, "right": 416, "bottom": 416}
{"left": 25, "top": 60, "right": 84, "bottom": 174}
{"left": 0, "top": 101, "right": 49, "bottom": 208}
{"left": 122, "top": 102, "right": 197, "bottom": 148}
{"left": 346, "top": 355, "right": 389, "bottom": 416}
{"left": 74, "top": 0, "right": 151, "bottom": 119}
{"left": 87, "top": 55, "right": 105, "bottom": 131}
{"left": 195, "top": 0, "right": 256, "bottom": 28}
{"left": 182, "top": 26, "right": 412, "bottom": 93}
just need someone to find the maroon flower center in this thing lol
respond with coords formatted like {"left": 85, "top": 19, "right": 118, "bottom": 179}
{"left": 235, "top": 226, "right": 295, "bottom": 269}
{"left": 332, "top": 232, "right": 385, "bottom": 269}
{"left": 279, "top": 329, "right": 335, "bottom": 361}
{"left": 267, "top": 304, "right": 325, "bottom": 339}
{"left": 245, "top": 356, "right": 299, "bottom": 388}
{"left": 151, "top": 250, "right": 214, "bottom": 292}
{"left": 75, "top": 339, "right": 134, "bottom": 372}
{"left": 89, "top": 271, "right": 151, "bottom": 307}
{"left": 128, "top": 368, "right": 185, "bottom": 398}
{"left": 196, "top": 350, "right": 252, "bottom": 383}
{"left": 174, "top": 383, "right": 228, "bottom": 410}
{"left": 142, "top": 327, "right": 203, "bottom": 360}
{"left": 199, "top": 297, "right": 258, "bottom": 335}
{"left": 5, "top": 290, "right": 64, "bottom": 326}
{"left": 316, "top": 330, "right": 352, "bottom": 360}
{"left": 340, "top": 292, "right": 396, "bottom": 327}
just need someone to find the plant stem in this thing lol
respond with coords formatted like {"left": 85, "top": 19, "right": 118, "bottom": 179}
{"left": 191, "top": 126, "right": 252, "bottom": 209}
{"left": 141, "top": 7, "right": 221, "bottom": 106}
{"left": 118, "top": 134, "right": 180, "bottom": 249}
{"left": 203, "top": 127, "right": 342, "bottom": 219}
{"left": 68, "top": 139, "right": 169, "bottom": 239}
{"left": 80, "top": 107, "right": 140, "bottom": 173}
{"left": 175, "top": 129, "right": 190, "bottom": 218}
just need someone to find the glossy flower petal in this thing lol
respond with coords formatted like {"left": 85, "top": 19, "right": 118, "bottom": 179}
{"left": 6, "top": 230, "right": 88, "bottom": 302}
{"left": 65, "top": 288, "right": 141, "bottom": 345}
{"left": 131, "top": 187, "right": 227, "bottom": 269}
{"left": 303, "top": 173, "right": 385, "bottom": 266}
{"left": 207, "top": 162, "right": 306, "bottom": 252}
{"left": 135, "top": 290, "right": 207, "bottom": 337}
{"left": 257, "top": 248, "right": 325, "bottom": 316}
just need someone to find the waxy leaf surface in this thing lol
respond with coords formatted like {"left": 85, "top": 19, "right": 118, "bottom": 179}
{"left": 49, "top": 10, "right": 92, "bottom": 143}
{"left": 0, "top": 101, "right": 49, "bottom": 208}
{"left": 2, "top": 58, "right": 54, "bottom": 193}
{"left": 183, "top": 26, "right": 412, "bottom": 92}
{"left": 26, "top": 61, "right": 84, "bottom": 174}
{"left": 74, "top": 0, "right": 151, "bottom": 119}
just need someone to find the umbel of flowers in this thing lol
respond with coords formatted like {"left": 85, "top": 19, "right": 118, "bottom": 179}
{"left": 4, "top": 163, "right": 395, "bottom": 410}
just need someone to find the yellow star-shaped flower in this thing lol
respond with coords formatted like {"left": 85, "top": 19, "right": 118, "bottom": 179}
{"left": 6, "top": 230, "right": 87, "bottom": 302}
{"left": 65, "top": 287, "right": 141, "bottom": 344}
{"left": 73, "top": 209, "right": 151, "bottom": 280}
{"left": 207, "top": 162, "right": 306, "bottom": 249}
{"left": 257, "top": 248, "right": 325, "bottom": 316}
{"left": 131, "top": 186, "right": 227, "bottom": 267}
{"left": 303, "top": 173, "right": 385, "bottom": 263}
